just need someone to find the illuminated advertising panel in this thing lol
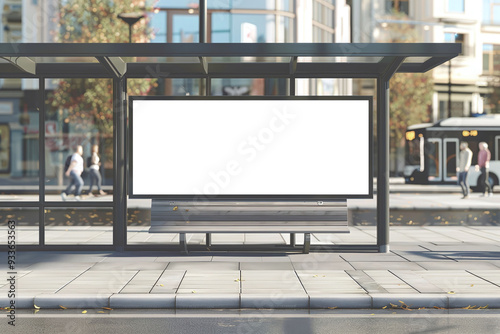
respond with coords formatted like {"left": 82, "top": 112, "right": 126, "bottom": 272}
{"left": 129, "top": 97, "right": 372, "bottom": 199}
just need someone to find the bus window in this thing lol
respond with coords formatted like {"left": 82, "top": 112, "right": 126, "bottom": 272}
{"left": 444, "top": 139, "right": 458, "bottom": 181}
{"left": 427, "top": 139, "right": 441, "bottom": 181}
{"left": 406, "top": 136, "right": 420, "bottom": 166}
{"left": 496, "top": 136, "right": 500, "bottom": 161}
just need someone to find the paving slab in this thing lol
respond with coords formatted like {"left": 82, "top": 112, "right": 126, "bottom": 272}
{"left": 175, "top": 294, "right": 239, "bottom": 308}
{"left": 240, "top": 262, "right": 294, "bottom": 270}
{"left": 240, "top": 294, "right": 309, "bottom": 309}
{"left": 5, "top": 226, "right": 500, "bottom": 309}
{"left": 34, "top": 294, "right": 110, "bottom": 309}
{"left": 88, "top": 262, "right": 167, "bottom": 270}
{"left": 292, "top": 261, "right": 354, "bottom": 270}
{"left": 110, "top": 294, "right": 175, "bottom": 308}
{"left": 309, "top": 294, "right": 372, "bottom": 309}
{"left": 348, "top": 261, "right": 424, "bottom": 270}
{"left": 166, "top": 261, "right": 239, "bottom": 271}
{"left": 371, "top": 293, "right": 449, "bottom": 309}
{"left": 416, "top": 261, "right": 500, "bottom": 270}
{"left": 448, "top": 294, "right": 500, "bottom": 308}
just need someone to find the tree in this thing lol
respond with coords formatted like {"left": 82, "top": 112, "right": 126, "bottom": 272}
{"left": 379, "top": 12, "right": 434, "bottom": 174}
{"left": 47, "top": 0, "right": 158, "bottom": 137}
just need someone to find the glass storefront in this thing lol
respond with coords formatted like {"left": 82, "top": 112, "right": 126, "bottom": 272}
{"left": 150, "top": 1, "right": 295, "bottom": 97}
{"left": 0, "top": 79, "right": 40, "bottom": 201}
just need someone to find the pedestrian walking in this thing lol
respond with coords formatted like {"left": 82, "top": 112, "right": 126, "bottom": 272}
{"left": 61, "top": 145, "right": 84, "bottom": 201}
{"left": 456, "top": 142, "right": 472, "bottom": 199}
{"left": 476, "top": 141, "right": 493, "bottom": 197}
{"left": 88, "top": 144, "right": 106, "bottom": 196}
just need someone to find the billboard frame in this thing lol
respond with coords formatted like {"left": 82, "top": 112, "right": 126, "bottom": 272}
{"left": 129, "top": 95, "right": 373, "bottom": 200}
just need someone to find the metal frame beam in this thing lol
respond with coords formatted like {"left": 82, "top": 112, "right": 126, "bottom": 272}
{"left": 1, "top": 56, "right": 36, "bottom": 74}
{"left": 0, "top": 43, "right": 461, "bottom": 58}
{"left": 96, "top": 56, "right": 127, "bottom": 78}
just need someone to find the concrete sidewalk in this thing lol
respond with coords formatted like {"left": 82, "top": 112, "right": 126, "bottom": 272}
{"left": 1, "top": 226, "right": 500, "bottom": 310}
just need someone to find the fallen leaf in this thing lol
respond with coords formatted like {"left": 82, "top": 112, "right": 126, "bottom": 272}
{"left": 382, "top": 306, "right": 387, "bottom": 309}
{"left": 34, "top": 305, "right": 40, "bottom": 310}
{"left": 82, "top": 310, "right": 87, "bottom": 314}
{"left": 173, "top": 206, "right": 178, "bottom": 211}
{"left": 102, "top": 307, "right": 113, "bottom": 310}
{"left": 447, "top": 291, "right": 455, "bottom": 294}
{"left": 59, "top": 305, "right": 67, "bottom": 309}
{"left": 327, "top": 307, "right": 338, "bottom": 309}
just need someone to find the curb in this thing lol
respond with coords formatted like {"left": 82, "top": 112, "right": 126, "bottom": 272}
{"left": 3, "top": 293, "right": 500, "bottom": 309}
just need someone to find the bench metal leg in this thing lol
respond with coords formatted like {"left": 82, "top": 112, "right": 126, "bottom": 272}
{"left": 206, "top": 233, "right": 212, "bottom": 247}
{"left": 290, "top": 233, "right": 296, "bottom": 247}
{"left": 303, "top": 233, "right": 310, "bottom": 254}
{"left": 179, "top": 233, "right": 188, "bottom": 254}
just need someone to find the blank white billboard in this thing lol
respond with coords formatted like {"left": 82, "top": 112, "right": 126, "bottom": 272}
{"left": 130, "top": 98, "right": 372, "bottom": 199}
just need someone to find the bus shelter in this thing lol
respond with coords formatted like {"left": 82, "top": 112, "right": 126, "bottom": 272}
{"left": 0, "top": 43, "right": 460, "bottom": 252}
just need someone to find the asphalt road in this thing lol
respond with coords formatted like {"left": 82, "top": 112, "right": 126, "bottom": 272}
{"left": 2, "top": 309, "right": 500, "bottom": 334}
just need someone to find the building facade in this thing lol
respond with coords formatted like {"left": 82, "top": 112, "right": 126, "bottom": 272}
{"left": 351, "top": 0, "right": 500, "bottom": 120}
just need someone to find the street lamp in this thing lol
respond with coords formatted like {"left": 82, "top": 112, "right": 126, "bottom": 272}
{"left": 118, "top": 12, "right": 144, "bottom": 43}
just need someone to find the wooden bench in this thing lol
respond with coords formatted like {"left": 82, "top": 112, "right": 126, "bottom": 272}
{"left": 149, "top": 199, "right": 349, "bottom": 253}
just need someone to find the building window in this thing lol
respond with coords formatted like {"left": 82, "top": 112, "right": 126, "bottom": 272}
{"left": 483, "top": 0, "right": 500, "bottom": 25}
{"left": 386, "top": 0, "right": 409, "bottom": 15}
{"left": 448, "top": 0, "right": 465, "bottom": 13}
{"left": 0, "top": 83, "right": 40, "bottom": 200}
{"left": 483, "top": 44, "right": 500, "bottom": 74}
{"left": 313, "top": 0, "right": 335, "bottom": 42}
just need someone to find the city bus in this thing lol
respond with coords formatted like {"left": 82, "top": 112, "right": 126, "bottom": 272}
{"left": 404, "top": 115, "right": 500, "bottom": 191}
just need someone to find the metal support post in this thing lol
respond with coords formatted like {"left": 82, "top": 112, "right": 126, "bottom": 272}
{"left": 113, "top": 77, "right": 127, "bottom": 251}
{"left": 180, "top": 233, "right": 188, "bottom": 253}
{"left": 377, "top": 78, "right": 390, "bottom": 253}
{"left": 376, "top": 56, "right": 404, "bottom": 253}
{"left": 39, "top": 77, "right": 45, "bottom": 246}
{"left": 199, "top": 0, "right": 207, "bottom": 43}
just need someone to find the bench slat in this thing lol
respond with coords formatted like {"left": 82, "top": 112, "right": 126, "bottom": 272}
{"left": 149, "top": 225, "right": 349, "bottom": 233}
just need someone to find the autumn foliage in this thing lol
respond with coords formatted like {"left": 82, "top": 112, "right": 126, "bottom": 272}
{"left": 47, "top": 0, "right": 158, "bottom": 135}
